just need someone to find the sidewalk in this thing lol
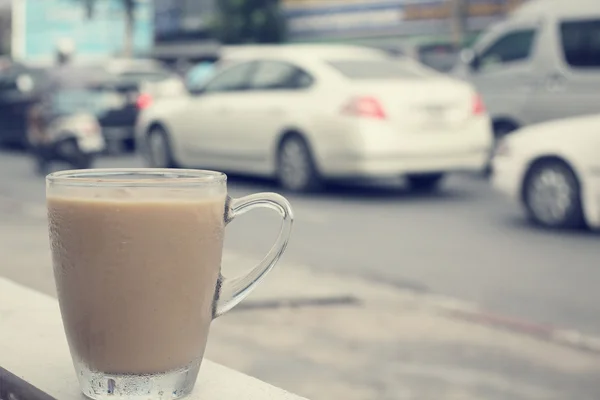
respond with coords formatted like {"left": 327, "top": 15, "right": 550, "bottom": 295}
{"left": 1, "top": 211, "right": 600, "bottom": 399}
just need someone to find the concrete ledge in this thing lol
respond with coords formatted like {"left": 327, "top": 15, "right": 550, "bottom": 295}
{"left": 0, "top": 277, "right": 307, "bottom": 400}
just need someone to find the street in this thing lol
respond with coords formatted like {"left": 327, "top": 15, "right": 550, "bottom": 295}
{"left": 1, "top": 150, "right": 599, "bottom": 336}
{"left": 3, "top": 149, "right": 600, "bottom": 399}
{"left": 1, "top": 0, "right": 600, "bottom": 397}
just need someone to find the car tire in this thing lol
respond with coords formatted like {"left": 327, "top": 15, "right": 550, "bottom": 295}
{"left": 277, "top": 134, "right": 321, "bottom": 193}
{"left": 57, "top": 138, "right": 79, "bottom": 158}
{"left": 146, "top": 126, "right": 178, "bottom": 168}
{"left": 523, "top": 160, "right": 585, "bottom": 229}
{"left": 407, "top": 173, "right": 445, "bottom": 192}
{"left": 73, "top": 153, "right": 94, "bottom": 170}
{"left": 34, "top": 156, "right": 49, "bottom": 176}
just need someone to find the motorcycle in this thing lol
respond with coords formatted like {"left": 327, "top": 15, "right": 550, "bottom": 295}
{"left": 28, "top": 90, "right": 106, "bottom": 175}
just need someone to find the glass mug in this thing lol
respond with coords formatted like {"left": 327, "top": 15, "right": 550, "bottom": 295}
{"left": 46, "top": 169, "right": 293, "bottom": 400}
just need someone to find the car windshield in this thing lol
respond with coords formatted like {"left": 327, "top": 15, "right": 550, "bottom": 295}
{"left": 327, "top": 59, "right": 432, "bottom": 79}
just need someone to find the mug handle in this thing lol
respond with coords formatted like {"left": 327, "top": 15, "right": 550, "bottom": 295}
{"left": 213, "top": 193, "right": 294, "bottom": 318}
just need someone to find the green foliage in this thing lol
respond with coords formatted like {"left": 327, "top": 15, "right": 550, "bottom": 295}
{"left": 77, "top": 0, "right": 135, "bottom": 20}
{"left": 73, "top": 0, "right": 137, "bottom": 56}
{"left": 213, "top": 0, "right": 287, "bottom": 44}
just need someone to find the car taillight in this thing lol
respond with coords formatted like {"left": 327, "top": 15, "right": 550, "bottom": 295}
{"left": 472, "top": 94, "right": 486, "bottom": 115}
{"left": 136, "top": 93, "right": 153, "bottom": 110}
{"left": 342, "top": 96, "right": 387, "bottom": 120}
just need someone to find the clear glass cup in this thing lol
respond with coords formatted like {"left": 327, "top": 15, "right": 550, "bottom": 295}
{"left": 46, "top": 168, "right": 293, "bottom": 400}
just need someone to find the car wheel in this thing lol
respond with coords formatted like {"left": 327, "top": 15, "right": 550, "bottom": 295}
{"left": 277, "top": 135, "right": 321, "bottom": 192}
{"left": 73, "top": 153, "right": 94, "bottom": 170}
{"left": 407, "top": 173, "right": 445, "bottom": 192}
{"left": 146, "top": 126, "right": 178, "bottom": 168}
{"left": 524, "top": 160, "right": 585, "bottom": 229}
{"left": 57, "top": 138, "right": 79, "bottom": 158}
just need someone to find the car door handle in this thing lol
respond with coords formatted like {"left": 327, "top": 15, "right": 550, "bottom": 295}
{"left": 217, "top": 107, "right": 231, "bottom": 114}
{"left": 268, "top": 108, "right": 284, "bottom": 115}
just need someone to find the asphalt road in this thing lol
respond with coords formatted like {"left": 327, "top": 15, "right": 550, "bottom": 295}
{"left": 1, "top": 150, "right": 600, "bottom": 336}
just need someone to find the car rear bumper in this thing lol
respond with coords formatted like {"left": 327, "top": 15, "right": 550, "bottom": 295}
{"left": 314, "top": 117, "right": 493, "bottom": 178}
{"left": 319, "top": 149, "right": 489, "bottom": 178}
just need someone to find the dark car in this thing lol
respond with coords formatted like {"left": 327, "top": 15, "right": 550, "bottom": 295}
{"left": 88, "top": 75, "right": 185, "bottom": 153}
{"left": 0, "top": 61, "right": 48, "bottom": 147}
{"left": 0, "top": 60, "right": 111, "bottom": 148}
{"left": 0, "top": 58, "right": 184, "bottom": 151}
{"left": 87, "top": 60, "right": 185, "bottom": 152}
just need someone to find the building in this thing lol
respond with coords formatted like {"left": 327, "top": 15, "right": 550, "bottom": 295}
{"left": 152, "top": 0, "right": 220, "bottom": 65}
{"left": 284, "top": 0, "right": 527, "bottom": 46}
{"left": 147, "top": 0, "right": 527, "bottom": 64}
{"left": 11, "top": 0, "right": 153, "bottom": 62}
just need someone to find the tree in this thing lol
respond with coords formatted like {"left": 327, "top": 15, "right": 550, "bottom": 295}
{"left": 449, "top": 0, "right": 469, "bottom": 47}
{"left": 0, "top": 6, "right": 11, "bottom": 55}
{"left": 213, "top": 0, "right": 286, "bottom": 45}
{"left": 80, "top": 0, "right": 137, "bottom": 57}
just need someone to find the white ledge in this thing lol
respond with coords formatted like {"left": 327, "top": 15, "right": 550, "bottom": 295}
{"left": 0, "top": 277, "right": 308, "bottom": 400}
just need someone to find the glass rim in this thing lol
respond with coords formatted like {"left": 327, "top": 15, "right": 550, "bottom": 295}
{"left": 46, "top": 168, "right": 227, "bottom": 187}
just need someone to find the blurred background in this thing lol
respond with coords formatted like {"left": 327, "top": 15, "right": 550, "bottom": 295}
{"left": 1, "top": 0, "right": 600, "bottom": 399}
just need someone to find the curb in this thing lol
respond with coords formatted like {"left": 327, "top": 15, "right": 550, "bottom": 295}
{"left": 425, "top": 293, "right": 600, "bottom": 355}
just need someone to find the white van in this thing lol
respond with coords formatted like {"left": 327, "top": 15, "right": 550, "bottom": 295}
{"left": 454, "top": 0, "right": 600, "bottom": 139}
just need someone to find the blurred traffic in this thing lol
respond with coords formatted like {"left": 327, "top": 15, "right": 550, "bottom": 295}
{"left": 1, "top": 0, "right": 600, "bottom": 397}
{"left": 2, "top": 0, "right": 598, "bottom": 231}
{"left": 137, "top": 44, "right": 492, "bottom": 192}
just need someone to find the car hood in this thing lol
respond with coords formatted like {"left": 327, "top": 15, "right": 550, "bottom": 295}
{"left": 512, "top": 114, "right": 600, "bottom": 144}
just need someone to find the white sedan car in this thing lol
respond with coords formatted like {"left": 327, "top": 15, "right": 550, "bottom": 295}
{"left": 137, "top": 46, "right": 493, "bottom": 192}
{"left": 492, "top": 114, "right": 600, "bottom": 229}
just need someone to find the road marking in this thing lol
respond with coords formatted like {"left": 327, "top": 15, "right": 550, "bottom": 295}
{"left": 435, "top": 297, "right": 600, "bottom": 354}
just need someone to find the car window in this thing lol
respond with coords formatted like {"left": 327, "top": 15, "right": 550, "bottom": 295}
{"left": 327, "top": 60, "right": 431, "bottom": 79}
{"left": 250, "top": 61, "right": 313, "bottom": 90}
{"left": 202, "top": 62, "right": 256, "bottom": 94}
{"left": 119, "top": 71, "right": 172, "bottom": 83}
{"left": 560, "top": 19, "right": 600, "bottom": 68}
{"left": 478, "top": 29, "right": 536, "bottom": 70}
{"left": 186, "top": 62, "right": 217, "bottom": 88}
